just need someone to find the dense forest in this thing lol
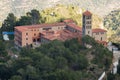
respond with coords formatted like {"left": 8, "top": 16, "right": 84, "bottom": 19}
{"left": 104, "top": 9, "right": 120, "bottom": 43}
{"left": 0, "top": 36, "right": 113, "bottom": 80}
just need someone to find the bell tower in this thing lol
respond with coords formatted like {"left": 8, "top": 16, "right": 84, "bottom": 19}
{"left": 82, "top": 10, "right": 92, "bottom": 37}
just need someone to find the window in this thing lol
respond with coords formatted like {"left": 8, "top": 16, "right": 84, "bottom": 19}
{"left": 87, "top": 21, "right": 89, "bottom": 24}
{"left": 88, "top": 31, "right": 90, "bottom": 34}
{"left": 26, "top": 33, "right": 28, "bottom": 35}
{"left": 26, "top": 38, "right": 28, "bottom": 40}
{"left": 101, "top": 37, "right": 102, "bottom": 41}
{"left": 33, "top": 39, "right": 36, "bottom": 42}
{"left": 34, "top": 33, "right": 36, "bottom": 36}
{"left": 43, "top": 27, "right": 51, "bottom": 30}
{"left": 89, "top": 21, "right": 91, "bottom": 24}
{"left": 86, "top": 26, "right": 88, "bottom": 29}
{"left": 26, "top": 43, "right": 28, "bottom": 46}
{"left": 89, "top": 26, "right": 91, "bottom": 29}
{"left": 101, "top": 32, "right": 104, "bottom": 34}
{"left": 75, "top": 30, "right": 77, "bottom": 32}
{"left": 86, "top": 26, "right": 91, "bottom": 29}
{"left": 87, "top": 21, "right": 91, "bottom": 24}
{"left": 83, "top": 21, "right": 85, "bottom": 24}
{"left": 83, "top": 15, "right": 85, "bottom": 19}
{"left": 37, "top": 38, "right": 40, "bottom": 41}
{"left": 86, "top": 16, "right": 91, "bottom": 19}
{"left": 96, "top": 33, "right": 99, "bottom": 35}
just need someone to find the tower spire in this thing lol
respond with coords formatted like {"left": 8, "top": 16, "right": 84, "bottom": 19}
{"left": 82, "top": 10, "right": 92, "bottom": 37}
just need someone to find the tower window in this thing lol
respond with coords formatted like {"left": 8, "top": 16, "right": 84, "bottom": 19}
{"left": 89, "top": 26, "right": 91, "bottom": 29}
{"left": 89, "top": 21, "right": 91, "bottom": 24}
{"left": 86, "top": 16, "right": 91, "bottom": 19}
{"left": 87, "top": 21, "right": 91, "bottom": 24}
{"left": 101, "top": 37, "right": 102, "bottom": 41}
{"left": 101, "top": 32, "right": 104, "bottom": 34}
{"left": 86, "top": 26, "right": 91, "bottom": 29}
{"left": 83, "top": 15, "right": 85, "bottom": 19}
{"left": 43, "top": 27, "right": 52, "bottom": 30}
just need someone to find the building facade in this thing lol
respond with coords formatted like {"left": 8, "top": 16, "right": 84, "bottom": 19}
{"left": 14, "top": 10, "right": 107, "bottom": 47}
{"left": 82, "top": 11, "right": 107, "bottom": 45}
{"left": 82, "top": 10, "right": 92, "bottom": 37}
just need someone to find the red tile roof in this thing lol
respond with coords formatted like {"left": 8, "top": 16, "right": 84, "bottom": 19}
{"left": 15, "top": 22, "right": 66, "bottom": 32}
{"left": 83, "top": 10, "right": 92, "bottom": 16}
{"left": 97, "top": 40, "right": 107, "bottom": 43}
{"left": 97, "top": 40, "right": 108, "bottom": 46}
{"left": 63, "top": 19, "right": 75, "bottom": 23}
{"left": 67, "top": 23, "right": 82, "bottom": 32}
{"left": 41, "top": 31, "right": 55, "bottom": 36}
{"left": 42, "top": 30, "right": 82, "bottom": 41}
{"left": 92, "top": 28, "right": 107, "bottom": 33}
{"left": 15, "top": 27, "right": 28, "bottom": 32}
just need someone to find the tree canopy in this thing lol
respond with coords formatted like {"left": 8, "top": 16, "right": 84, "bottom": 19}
{"left": 0, "top": 37, "right": 113, "bottom": 80}
{"left": 16, "top": 9, "right": 41, "bottom": 26}
{"left": 0, "top": 13, "right": 16, "bottom": 32}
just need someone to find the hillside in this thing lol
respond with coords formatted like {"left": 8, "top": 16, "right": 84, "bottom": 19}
{"left": 0, "top": 5, "right": 102, "bottom": 34}
{"left": 40, "top": 5, "right": 102, "bottom": 28}
{"left": 0, "top": 36, "right": 113, "bottom": 80}
{"left": 104, "top": 9, "right": 120, "bottom": 43}
{"left": 0, "top": 0, "right": 120, "bottom": 23}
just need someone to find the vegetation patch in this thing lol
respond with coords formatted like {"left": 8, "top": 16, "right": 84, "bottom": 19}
{"left": 104, "top": 9, "right": 120, "bottom": 43}
{"left": 0, "top": 36, "right": 112, "bottom": 80}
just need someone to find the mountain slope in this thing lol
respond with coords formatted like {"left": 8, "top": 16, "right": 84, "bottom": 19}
{"left": 40, "top": 5, "right": 102, "bottom": 28}
{"left": 104, "top": 9, "right": 120, "bottom": 30}
{"left": 0, "top": 0, "right": 120, "bottom": 23}
{"left": 104, "top": 9, "right": 120, "bottom": 43}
